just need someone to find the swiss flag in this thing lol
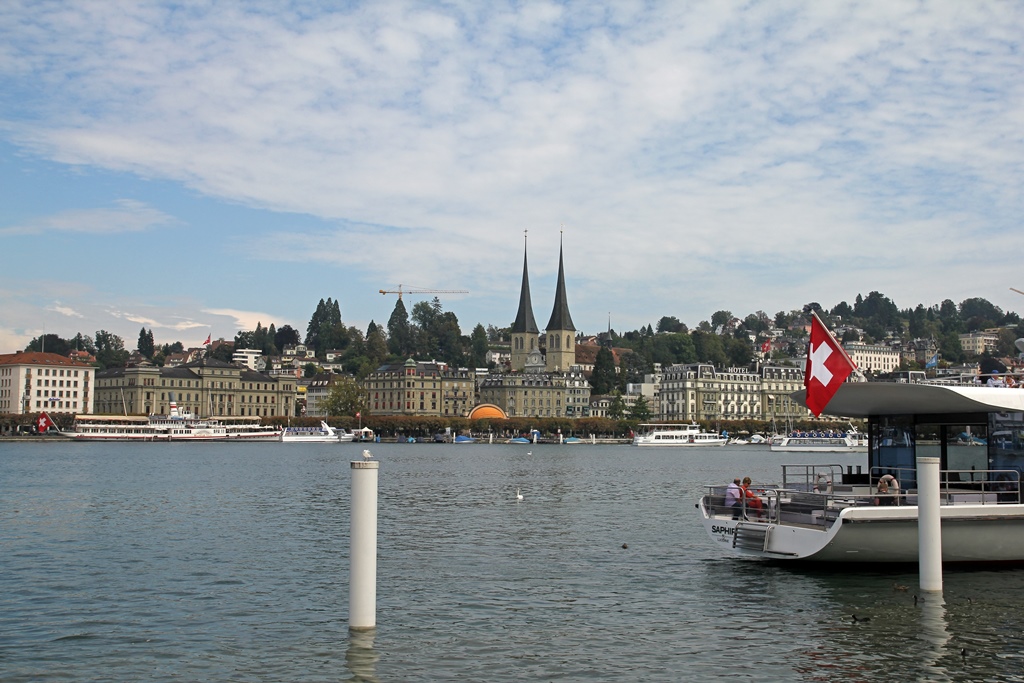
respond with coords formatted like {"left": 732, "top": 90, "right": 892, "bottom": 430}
{"left": 804, "top": 312, "right": 857, "bottom": 417}
{"left": 761, "top": 339, "right": 771, "bottom": 353}
{"left": 37, "top": 412, "right": 56, "bottom": 432}
{"left": 203, "top": 334, "right": 211, "bottom": 345}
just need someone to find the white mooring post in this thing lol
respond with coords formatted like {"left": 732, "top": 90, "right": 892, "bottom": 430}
{"left": 350, "top": 458, "right": 379, "bottom": 630}
{"left": 917, "top": 455, "right": 943, "bottom": 593}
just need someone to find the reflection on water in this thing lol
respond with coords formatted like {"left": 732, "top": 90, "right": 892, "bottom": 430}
{"left": 345, "top": 629, "right": 379, "bottom": 683}
{"left": 3, "top": 442, "right": 1024, "bottom": 681}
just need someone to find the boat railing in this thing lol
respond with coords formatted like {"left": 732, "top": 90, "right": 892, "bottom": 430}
{"left": 936, "top": 468, "right": 1020, "bottom": 504}
{"left": 781, "top": 464, "right": 846, "bottom": 493}
{"left": 704, "top": 469, "right": 1024, "bottom": 531}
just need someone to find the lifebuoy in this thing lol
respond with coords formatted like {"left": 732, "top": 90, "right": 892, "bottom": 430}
{"left": 879, "top": 474, "right": 899, "bottom": 491}
{"left": 814, "top": 474, "right": 833, "bottom": 494}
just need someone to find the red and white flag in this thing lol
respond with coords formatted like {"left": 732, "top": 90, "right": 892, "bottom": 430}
{"left": 804, "top": 311, "right": 857, "bottom": 417}
{"left": 355, "top": 412, "right": 361, "bottom": 418}
{"left": 203, "top": 334, "right": 211, "bottom": 346}
{"left": 37, "top": 412, "right": 56, "bottom": 432}
{"left": 760, "top": 339, "right": 771, "bottom": 353}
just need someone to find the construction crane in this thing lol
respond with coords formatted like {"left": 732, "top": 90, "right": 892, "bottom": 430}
{"left": 379, "top": 285, "right": 469, "bottom": 300}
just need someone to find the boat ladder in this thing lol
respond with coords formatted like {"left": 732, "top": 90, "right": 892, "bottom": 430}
{"left": 732, "top": 523, "right": 771, "bottom": 552}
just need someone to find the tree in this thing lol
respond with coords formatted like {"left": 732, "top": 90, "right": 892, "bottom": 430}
{"left": 137, "top": 328, "right": 155, "bottom": 359}
{"left": 25, "top": 333, "right": 72, "bottom": 356}
{"left": 275, "top": 324, "right": 301, "bottom": 351}
{"left": 387, "top": 298, "right": 412, "bottom": 356}
{"left": 469, "top": 324, "right": 489, "bottom": 368}
{"left": 711, "top": 310, "right": 733, "bottom": 330}
{"left": 365, "top": 321, "right": 389, "bottom": 365}
{"left": 590, "top": 347, "right": 617, "bottom": 395}
{"left": 691, "top": 331, "right": 728, "bottom": 367}
{"left": 321, "top": 376, "right": 369, "bottom": 417}
{"left": 94, "top": 330, "right": 129, "bottom": 369}
{"left": 656, "top": 316, "right": 685, "bottom": 334}
{"left": 628, "top": 395, "right": 652, "bottom": 421}
{"left": 608, "top": 394, "right": 626, "bottom": 420}
{"left": 303, "top": 362, "right": 319, "bottom": 378}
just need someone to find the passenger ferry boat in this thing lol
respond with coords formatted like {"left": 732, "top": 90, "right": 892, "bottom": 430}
{"left": 62, "top": 404, "right": 281, "bottom": 442}
{"left": 768, "top": 426, "right": 868, "bottom": 453}
{"left": 632, "top": 423, "right": 727, "bottom": 447}
{"left": 699, "top": 382, "right": 1024, "bottom": 563}
{"left": 280, "top": 421, "right": 354, "bottom": 443}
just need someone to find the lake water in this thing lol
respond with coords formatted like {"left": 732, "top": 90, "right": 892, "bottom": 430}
{"left": 3, "top": 441, "right": 1024, "bottom": 682}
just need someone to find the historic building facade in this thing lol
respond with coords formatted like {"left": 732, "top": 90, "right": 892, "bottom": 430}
{"left": 363, "top": 359, "right": 475, "bottom": 417}
{"left": 0, "top": 351, "right": 96, "bottom": 415}
{"left": 94, "top": 358, "right": 297, "bottom": 418}
{"left": 657, "top": 363, "right": 811, "bottom": 423}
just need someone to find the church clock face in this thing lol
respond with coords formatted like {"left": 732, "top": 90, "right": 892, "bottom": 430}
{"left": 528, "top": 351, "right": 542, "bottom": 365}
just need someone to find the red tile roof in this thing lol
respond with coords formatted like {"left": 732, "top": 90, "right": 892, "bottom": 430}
{"left": 0, "top": 351, "right": 94, "bottom": 367}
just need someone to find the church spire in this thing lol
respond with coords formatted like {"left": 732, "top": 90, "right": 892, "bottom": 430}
{"left": 511, "top": 231, "right": 539, "bottom": 334}
{"left": 545, "top": 233, "right": 576, "bottom": 333}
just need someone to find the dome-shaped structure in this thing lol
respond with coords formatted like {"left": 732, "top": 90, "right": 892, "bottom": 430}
{"left": 468, "top": 403, "right": 507, "bottom": 420}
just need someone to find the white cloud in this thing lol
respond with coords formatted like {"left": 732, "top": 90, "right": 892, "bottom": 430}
{"left": 48, "top": 303, "right": 83, "bottom": 318}
{"left": 202, "top": 308, "right": 298, "bottom": 335}
{"left": 1, "top": 2, "right": 1023, "bottom": 332}
{"left": 1, "top": 200, "right": 175, "bottom": 235}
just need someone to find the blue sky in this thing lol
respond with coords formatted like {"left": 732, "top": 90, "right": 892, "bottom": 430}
{"left": 2, "top": 1, "right": 1023, "bottom": 351}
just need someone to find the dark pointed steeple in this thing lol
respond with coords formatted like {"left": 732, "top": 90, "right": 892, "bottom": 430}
{"left": 511, "top": 233, "right": 539, "bottom": 334}
{"left": 545, "top": 236, "right": 576, "bottom": 332}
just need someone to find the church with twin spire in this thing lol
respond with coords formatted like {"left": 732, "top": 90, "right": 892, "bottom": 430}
{"left": 479, "top": 233, "right": 592, "bottom": 418}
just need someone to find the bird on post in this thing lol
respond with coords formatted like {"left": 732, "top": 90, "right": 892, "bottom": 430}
{"left": 362, "top": 449, "right": 373, "bottom": 460}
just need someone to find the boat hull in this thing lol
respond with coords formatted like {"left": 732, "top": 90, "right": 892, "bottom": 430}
{"left": 700, "top": 502, "right": 1024, "bottom": 563}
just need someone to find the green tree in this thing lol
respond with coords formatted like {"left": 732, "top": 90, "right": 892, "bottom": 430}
{"left": 608, "top": 394, "right": 626, "bottom": 420}
{"left": 387, "top": 298, "right": 412, "bottom": 356}
{"left": 303, "top": 362, "right": 319, "bottom": 378}
{"left": 275, "top": 324, "right": 300, "bottom": 351}
{"left": 365, "top": 321, "right": 389, "bottom": 365}
{"left": 137, "top": 328, "right": 155, "bottom": 359}
{"left": 321, "top": 376, "right": 369, "bottom": 417}
{"left": 590, "top": 346, "right": 617, "bottom": 394}
{"left": 691, "top": 331, "right": 728, "bottom": 367}
{"left": 469, "top": 324, "right": 489, "bottom": 368}
{"left": 656, "top": 316, "right": 685, "bottom": 334}
{"left": 711, "top": 310, "right": 733, "bottom": 329}
{"left": 94, "top": 330, "right": 129, "bottom": 369}
{"left": 25, "top": 333, "right": 72, "bottom": 356}
{"left": 628, "top": 395, "right": 652, "bottom": 421}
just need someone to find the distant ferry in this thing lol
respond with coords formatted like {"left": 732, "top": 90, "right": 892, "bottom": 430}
{"left": 769, "top": 427, "right": 868, "bottom": 453}
{"left": 280, "top": 421, "right": 354, "bottom": 443}
{"left": 631, "top": 423, "right": 727, "bottom": 447}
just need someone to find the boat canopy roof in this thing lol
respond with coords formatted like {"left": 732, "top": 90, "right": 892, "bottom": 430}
{"left": 793, "top": 383, "right": 1024, "bottom": 418}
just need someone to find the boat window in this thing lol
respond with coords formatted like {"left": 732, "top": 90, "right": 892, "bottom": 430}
{"left": 989, "top": 412, "right": 1024, "bottom": 480}
{"left": 871, "top": 417, "right": 916, "bottom": 486}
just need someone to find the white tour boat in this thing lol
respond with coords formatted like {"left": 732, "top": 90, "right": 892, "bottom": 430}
{"left": 60, "top": 403, "right": 281, "bottom": 442}
{"left": 768, "top": 426, "right": 868, "bottom": 453}
{"left": 280, "top": 421, "right": 355, "bottom": 443}
{"left": 699, "top": 382, "right": 1024, "bottom": 563}
{"left": 632, "top": 423, "right": 727, "bottom": 447}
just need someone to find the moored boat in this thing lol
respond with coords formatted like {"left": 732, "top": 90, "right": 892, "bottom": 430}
{"left": 631, "top": 423, "right": 727, "bottom": 447}
{"left": 768, "top": 425, "right": 867, "bottom": 453}
{"left": 280, "top": 421, "right": 354, "bottom": 443}
{"left": 699, "top": 382, "right": 1024, "bottom": 563}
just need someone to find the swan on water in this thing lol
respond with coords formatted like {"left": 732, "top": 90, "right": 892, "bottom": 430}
{"left": 516, "top": 488, "right": 523, "bottom": 501}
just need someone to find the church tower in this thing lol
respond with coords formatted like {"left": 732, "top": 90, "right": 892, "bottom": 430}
{"left": 510, "top": 232, "right": 541, "bottom": 372}
{"left": 544, "top": 235, "right": 576, "bottom": 373}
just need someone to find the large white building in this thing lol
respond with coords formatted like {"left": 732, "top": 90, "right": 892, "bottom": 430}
{"left": 0, "top": 351, "right": 96, "bottom": 415}
{"left": 843, "top": 342, "right": 901, "bottom": 375}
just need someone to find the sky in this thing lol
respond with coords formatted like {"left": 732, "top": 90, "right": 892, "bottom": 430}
{"left": 2, "top": 1, "right": 1023, "bottom": 352}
